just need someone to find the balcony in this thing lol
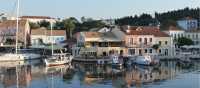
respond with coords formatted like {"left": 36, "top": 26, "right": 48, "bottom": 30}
{"left": 126, "top": 42, "right": 153, "bottom": 48}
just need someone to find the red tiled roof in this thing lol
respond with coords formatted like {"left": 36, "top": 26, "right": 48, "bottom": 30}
{"left": 31, "top": 27, "right": 66, "bottom": 36}
{"left": 82, "top": 32, "right": 101, "bottom": 38}
{"left": 126, "top": 27, "right": 170, "bottom": 37}
{"left": 0, "top": 20, "right": 27, "bottom": 30}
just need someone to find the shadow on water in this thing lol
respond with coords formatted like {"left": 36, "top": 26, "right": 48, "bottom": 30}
{"left": 0, "top": 60, "right": 199, "bottom": 88}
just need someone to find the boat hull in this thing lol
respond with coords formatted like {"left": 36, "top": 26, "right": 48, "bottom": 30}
{"left": 44, "top": 56, "right": 73, "bottom": 67}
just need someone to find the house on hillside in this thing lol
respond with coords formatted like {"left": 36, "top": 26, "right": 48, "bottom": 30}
{"left": 177, "top": 17, "right": 198, "bottom": 31}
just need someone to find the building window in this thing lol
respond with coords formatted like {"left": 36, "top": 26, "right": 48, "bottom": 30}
{"left": 128, "top": 49, "right": 135, "bottom": 55}
{"left": 145, "top": 49, "right": 148, "bottom": 53}
{"left": 159, "top": 41, "right": 162, "bottom": 45}
{"left": 150, "top": 38, "right": 152, "bottom": 42}
{"left": 188, "top": 34, "right": 190, "bottom": 38}
{"left": 178, "top": 34, "right": 180, "bottom": 38}
{"left": 61, "top": 37, "right": 64, "bottom": 40}
{"left": 165, "top": 41, "right": 168, "bottom": 45}
{"left": 91, "top": 42, "right": 96, "bottom": 47}
{"left": 130, "top": 38, "right": 133, "bottom": 45}
{"left": 192, "top": 34, "right": 195, "bottom": 39}
{"left": 139, "top": 38, "right": 142, "bottom": 42}
{"left": 196, "top": 34, "right": 198, "bottom": 39}
{"left": 139, "top": 49, "right": 142, "bottom": 55}
{"left": 159, "top": 49, "right": 161, "bottom": 53}
{"left": 174, "top": 34, "right": 177, "bottom": 39}
{"left": 165, "top": 49, "right": 168, "bottom": 56}
{"left": 144, "top": 38, "right": 147, "bottom": 45}
{"left": 149, "top": 49, "right": 152, "bottom": 53}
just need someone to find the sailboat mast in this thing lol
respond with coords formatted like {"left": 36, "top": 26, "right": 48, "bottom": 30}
{"left": 50, "top": 21, "right": 54, "bottom": 55}
{"left": 15, "top": 0, "right": 19, "bottom": 54}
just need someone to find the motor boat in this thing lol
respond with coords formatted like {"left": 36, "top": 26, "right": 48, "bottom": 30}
{"left": 44, "top": 53, "right": 73, "bottom": 66}
{"left": 132, "top": 55, "right": 159, "bottom": 66}
{"left": 135, "top": 55, "right": 151, "bottom": 65}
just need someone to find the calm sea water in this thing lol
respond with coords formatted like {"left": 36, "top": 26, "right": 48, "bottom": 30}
{"left": 0, "top": 60, "right": 199, "bottom": 88}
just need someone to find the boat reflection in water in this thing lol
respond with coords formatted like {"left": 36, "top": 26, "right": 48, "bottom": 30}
{"left": 0, "top": 60, "right": 198, "bottom": 88}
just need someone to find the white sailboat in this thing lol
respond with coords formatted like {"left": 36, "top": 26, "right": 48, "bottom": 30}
{"left": 0, "top": 0, "right": 41, "bottom": 61}
{"left": 44, "top": 21, "right": 73, "bottom": 66}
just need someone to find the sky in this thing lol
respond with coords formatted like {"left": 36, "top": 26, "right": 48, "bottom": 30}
{"left": 0, "top": 0, "right": 200, "bottom": 20}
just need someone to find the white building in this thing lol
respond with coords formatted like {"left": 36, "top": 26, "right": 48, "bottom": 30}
{"left": 164, "top": 26, "right": 185, "bottom": 41}
{"left": 185, "top": 30, "right": 200, "bottom": 45}
{"left": 20, "top": 16, "right": 57, "bottom": 24}
{"left": 177, "top": 17, "right": 198, "bottom": 31}
{"left": 31, "top": 27, "right": 66, "bottom": 45}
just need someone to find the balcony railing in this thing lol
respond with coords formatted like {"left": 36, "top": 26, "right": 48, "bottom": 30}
{"left": 126, "top": 43, "right": 153, "bottom": 47}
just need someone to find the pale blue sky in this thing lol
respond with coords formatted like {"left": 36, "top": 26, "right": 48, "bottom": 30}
{"left": 0, "top": 0, "right": 200, "bottom": 19}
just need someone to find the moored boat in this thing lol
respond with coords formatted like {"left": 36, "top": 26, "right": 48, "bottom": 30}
{"left": 131, "top": 55, "right": 159, "bottom": 66}
{"left": 44, "top": 53, "right": 73, "bottom": 66}
{"left": 110, "top": 55, "right": 123, "bottom": 67}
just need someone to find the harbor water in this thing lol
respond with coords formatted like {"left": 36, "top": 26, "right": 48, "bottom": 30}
{"left": 0, "top": 60, "right": 199, "bottom": 88}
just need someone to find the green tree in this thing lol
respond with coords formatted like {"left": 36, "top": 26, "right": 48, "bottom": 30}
{"left": 177, "top": 37, "right": 193, "bottom": 46}
{"left": 63, "top": 18, "right": 76, "bottom": 39}
{"left": 29, "top": 22, "right": 40, "bottom": 29}
{"left": 38, "top": 20, "right": 50, "bottom": 28}
{"left": 54, "top": 21, "right": 64, "bottom": 29}
{"left": 152, "top": 44, "right": 160, "bottom": 54}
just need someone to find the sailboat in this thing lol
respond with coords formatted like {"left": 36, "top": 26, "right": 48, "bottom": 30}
{"left": 44, "top": 21, "right": 73, "bottom": 66}
{"left": 0, "top": 0, "right": 41, "bottom": 61}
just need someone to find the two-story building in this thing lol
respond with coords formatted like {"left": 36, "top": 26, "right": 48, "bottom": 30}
{"left": 124, "top": 26, "right": 172, "bottom": 57}
{"left": 73, "top": 31, "right": 124, "bottom": 57}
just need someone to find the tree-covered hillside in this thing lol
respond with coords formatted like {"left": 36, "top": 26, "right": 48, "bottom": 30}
{"left": 115, "top": 7, "right": 200, "bottom": 30}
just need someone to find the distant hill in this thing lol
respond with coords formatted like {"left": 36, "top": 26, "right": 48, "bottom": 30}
{"left": 115, "top": 7, "right": 200, "bottom": 30}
